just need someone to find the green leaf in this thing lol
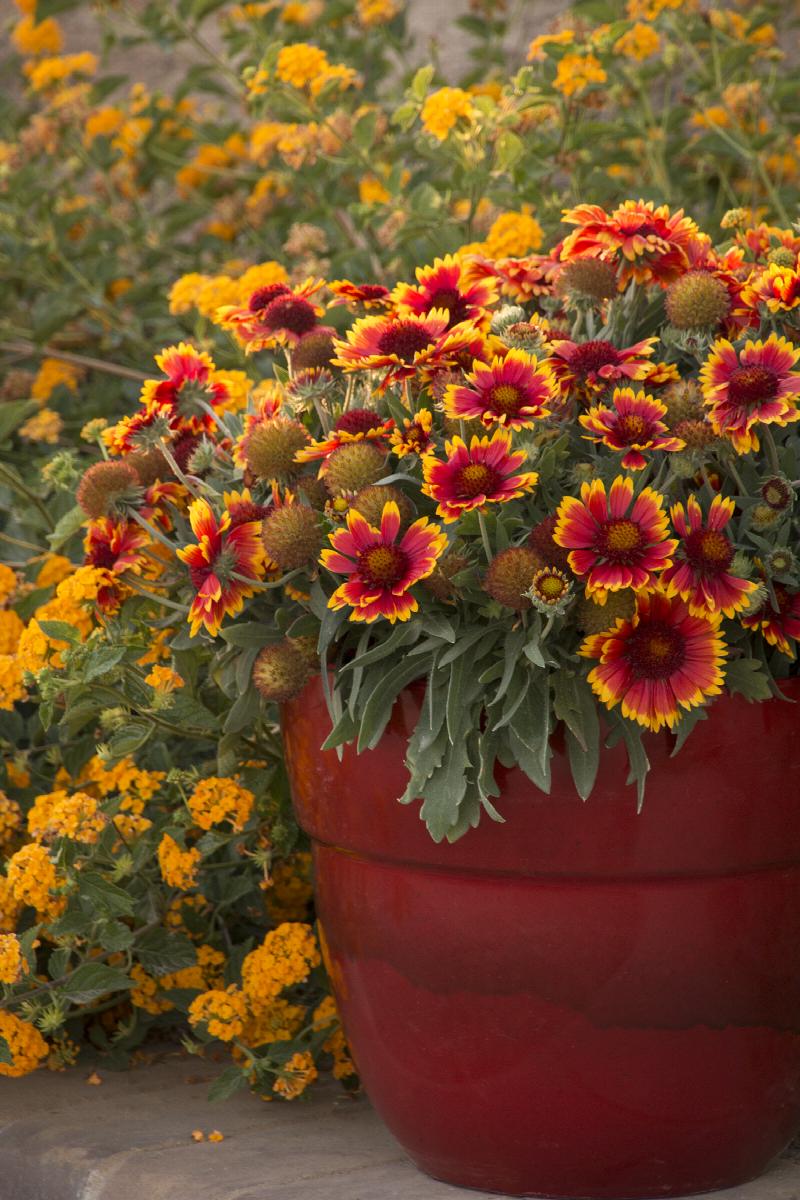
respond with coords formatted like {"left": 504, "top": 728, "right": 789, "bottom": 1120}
{"left": 208, "top": 1065, "right": 248, "bottom": 1102}
{"left": 136, "top": 930, "right": 196, "bottom": 978}
{"left": 0, "top": 1036, "right": 12, "bottom": 1066}
{"left": 724, "top": 658, "right": 773, "bottom": 701}
{"left": 613, "top": 718, "right": 651, "bottom": 813}
{"left": 219, "top": 623, "right": 274, "bottom": 648}
{"left": 410, "top": 64, "right": 435, "bottom": 101}
{"left": 98, "top": 922, "right": 135, "bottom": 953}
{"left": 508, "top": 679, "right": 551, "bottom": 792}
{"left": 224, "top": 685, "right": 257, "bottom": 734}
{"left": 565, "top": 681, "right": 600, "bottom": 802}
{"left": 61, "top": 963, "right": 133, "bottom": 1004}
{"left": 0, "top": 399, "right": 37, "bottom": 442}
{"left": 337, "top": 622, "right": 418, "bottom": 672}
{"left": 421, "top": 613, "right": 456, "bottom": 643}
{"left": 320, "top": 706, "right": 358, "bottom": 751}
{"left": 356, "top": 657, "right": 425, "bottom": 752}
{"left": 47, "top": 505, "right": 85, "bottom": 551}
{"left": 495, "top": 130, "right": 524, "bottom": 172}
{"left": 38, "top": 620, "right": 80, "bottom": 645}
{"left": 671, "top": 706, "right": 708, "bottom": 757}
{"left": 419, "top": 736, "right": 472, "bottom": 842}
{"left": 78, "top": 872, "right": 136, "bottom": 918}
{"left": 108, "top": 720, "right": 152, "bottom": 758}
{"left": 82, "top": 645, "right": 127, "bottom": 682}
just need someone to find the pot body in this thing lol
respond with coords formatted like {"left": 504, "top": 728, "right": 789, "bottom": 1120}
{"left": 282, "top": 676, "right": 800, "bottom": 1198}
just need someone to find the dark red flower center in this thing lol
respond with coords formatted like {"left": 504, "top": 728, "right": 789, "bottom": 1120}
{"left": 427, "top": 287, "right": 470, "bottom": 327}
{"left": 626, "top": 621, "right": 686, "bottom": 680}
{"left": 488, "top": 383, "right": 523, "bottom": 416}
{"left": 357, "top": 284, "right": 390, "bottom": 301}
{"left": 567, "top": 339, "right": 621, "bottom": 377}
{"left": 263, "top": 295, "right": 318, "bottom": 337}
{"left": 684, "top": 528, "right": 733, "bottom": 574}
{"left": 728, "top": 365, "right": 779, "bottom": 408}
{"left": 87, "top": 542, "right": 118, "bottom": 570}
{"left": 599, "top": 518, "right": 643, "bottom": 562}
{"left": 377, "top": 321, "right": 435, "bottom": 362}
{"left": 227, "top": 501, "right": 267, "bottom": 528}
{"left": 456, "top": 462, "right": 499, "bottom": 498}
{"left": 617, "top": 413, "right": 649, "bottom": 442}
{"left": 358, "top": 543, "right": 408, "bottom": 588}
{"left": 249, "top": 283, "right": 291, "bottom": 313}
{"left": 335, "top": 409, "right": 385, "bottom": 435}
{"left": 761, "top": 477, "right": 792, "bottom": 510}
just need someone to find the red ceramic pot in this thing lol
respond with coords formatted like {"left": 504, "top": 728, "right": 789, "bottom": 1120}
{"left": 282, "top": 674, "right": 800, "bottom": 1199}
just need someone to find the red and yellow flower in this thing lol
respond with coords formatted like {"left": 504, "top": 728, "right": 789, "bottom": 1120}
{"left": 392, "top": 255, "right": 497, "bottom": 328}
{"left": 332, "top": 310, "right": 482, "bottom": 386}
{"left": 389, "top": 410, "right": 434, "bottom": 458}
{"left": 462, "top": 253, "right": 559, "bottom": 301}
{"left": 140, "top": 343, "right": 229, "bottom": 436}
{"left": 321, "top": 500, "right": 446, "bottom": 623}
{"left": 443, "top": 349, "right": 555, "bottom": 430}
{"left": 328, "top": 280, "right": 391, "bottom": 309}
{"left": 553, "top": 475, "right": 676, "bottom": 600}
{"left": 216, "top": 279, "right": 324, "bottom": 352}
{"left": 295, "top": 409, "right": 395, "bottom": 463}
{"left": 741, "top": 583, "right": 800, "bottom": 658}
{"left": 740, "top": 263, "right": 800, "bottom": 314}
{"left": 83, "top": 517, "right": 149, "bottom": 612}
{"left": 699, "top": 333, "right": 800, "bottom": 453}
{"left": 580, "top": 589, "right": 727, "bottom": 731}
{"left": 579, "top": 386, "right": 684, "bottom": 469}
{"left": 422, "top": 430, "right": 538, "bottom": 523}
{"left": 560, "top": 200, "right": 703, "bottom": 288}
{"left": 177, "top": 497, "right": 265, "bottom": 637}
{"left": 661, "top": 494, "right": 757, "bottom": 617}
{"left": 550, "top": 336, "right": 656, "bottom": 398}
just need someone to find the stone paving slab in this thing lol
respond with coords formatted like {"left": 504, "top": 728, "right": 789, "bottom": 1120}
{"left": 1, "top": 1051, "right": 800, "bottom": 1200}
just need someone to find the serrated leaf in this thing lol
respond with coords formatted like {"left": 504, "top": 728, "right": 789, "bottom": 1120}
{"left": 61, "top": 963, "right": 133, "bottom": 1004}
{"left": 82, "top": 645, "right": 127, "bottom": 683}
{"left": 356, "top": 657, "right": 425, "bottom": 752}
{"left": 724, "top": 658, "right": 773, "bottom": 702}
{"left": 566, "top": 681, "right": 600, "bottom": 802}
{"left": 136, "top": 929, "right": 196, "bottom": 978}
{"left": 0, "top": 1036, "right": 12, "bottom": 1066}
{"left": 38, "top": 620, "right": 80, "bottom": 645}
{"left": 108, "top": 720, "right": 152, "bottom": 758}
{"left": 208, "top": 1065, "right": 248, "bottom": 1102}
{"left": 78, "top": 872, "right": 136, "bottom": 918}
{"left": 419, "top": 736, "right": 471, "bottom": 842}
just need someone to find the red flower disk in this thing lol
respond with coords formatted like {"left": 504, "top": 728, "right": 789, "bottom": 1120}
{"left": 661, "top": 494, "right": 757, "bottom": 618}
{"left": 560, "top": 200, "right": 703, "bottom": 288}
{"left": 699, "top": 333, "right": 800, "bottom": 453}
{"left": 177, "top": 498, "right": 265, "bottom": 637}
{"left": 392, "top": 254, "right": 497, "bottom": 329}
{"left": 332, "top": 310, "right": 483, "bottom": 387}
{"left": 580, "top": 589, "right": 727, "bottom": 732}
{"left": 321, "top": 500, "right": 447, "bottom": 624}
{"left": 550, "top": 336, "right": 656, "bottom": 399}
{"left": 422, "top": 431, "right": 539, "bottom": 523}
{"left": 741, "top": 583, "right": 800, "bottom": 658}
{"left": 443, "top": 349, "right": 556, "bottom": 430}
{"left": 579, "top": 386, "right": 684, "bottom": 470}
{"left": 553, "top": 475, "right": 676, "bottom": 599}
{"left": 83, "top": 517, "right": 149, "bottom": 612}
{"left": 141, "top": 343, "right": 229, "bottom": 437}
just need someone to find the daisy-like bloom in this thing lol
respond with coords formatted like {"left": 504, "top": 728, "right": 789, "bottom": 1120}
{"left": 560, "top": 201, "right": 703, "bottom": 288}
{"left": 422, "top": 430, "right": 538, "bottom": 523}
{"left": 392, "top": 255, "right": 497, "bottom": 329}
{"left": 550, "top": 336, "right": 656, "bottom": 399}
{"left": 216, "top": 279, "right": 324, "bottom": 352}
{"left": 295, "top": 409, "right": 395, "bottom": 464}
{"left": 140, "top": 343, "right": 229, "bottom": 437}
{"left": 741, "top": 583, "right": 800, "bottom": 658}
{"left": 328, "top": 280, "right": 391, "bottom": 309}
{"left": 390, "top": 410, "right": 434, "bottom": 458}
{"left": 83, "top": 517, "right": 149, "bottom": 612}
{"left": 332, "top": 310, "right": 482, "bottom": 386}
{"left": 176, "top": 498, "right": 265, "bottom": 637}
{"left": 443, "top": 349, "right": 556, "bottom": 430}
{"left": 321, "top": 500, "right": 447, "bottom": 624}
{"left": 580, "top": 589, "right": 727, "bottom": 732}
{"left": 661, "top": 494, "right": 757, "bottom": 617}
{"left": 553, "top": 476, "right": 676, "bottom": 600}
{"left": 462, "top": 253, "right": 558, "bottom": 301}
{"left": 579, "top": 387, "right": 684, "bottom": 470}
{"left": 740, "top": 263, "right": 800, "bottom": 314}
{"left": 699, "top": 334, "right": 800, "bottom": 453}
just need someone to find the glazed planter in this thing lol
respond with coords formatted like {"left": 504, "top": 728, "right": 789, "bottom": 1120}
{"left": 282, "top": 673, "right": 800, "bottom": 1199}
